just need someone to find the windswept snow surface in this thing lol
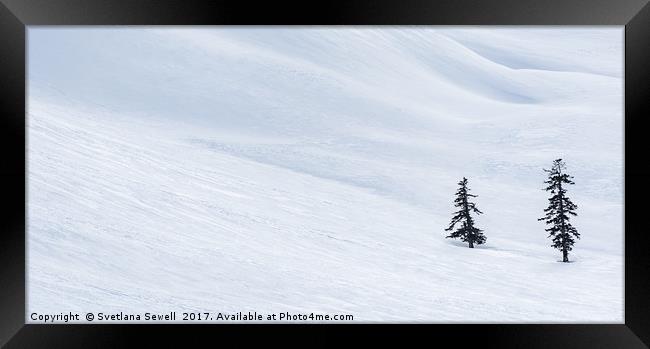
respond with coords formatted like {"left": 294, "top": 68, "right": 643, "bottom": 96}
{"left": 27, "top": 28, "right": 623, "bottom": 322}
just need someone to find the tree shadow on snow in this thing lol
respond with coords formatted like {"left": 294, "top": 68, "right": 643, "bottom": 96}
{"left": 445, "top": 240, "right": 491, "bottom": 249}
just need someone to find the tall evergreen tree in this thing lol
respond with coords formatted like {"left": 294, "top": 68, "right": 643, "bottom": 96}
{"left": 538, "top": 159, "right": 579, "bottom": 262}
{"left": 445, "top": 177, "right": 486, "bottom": 248}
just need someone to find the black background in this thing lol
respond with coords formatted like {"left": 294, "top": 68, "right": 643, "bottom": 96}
{"left": 1, "top": 0, "right": 649, "bottom": 347}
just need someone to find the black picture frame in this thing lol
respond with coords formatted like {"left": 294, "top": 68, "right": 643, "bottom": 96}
{"left": 1, "top": 0, "right": 649, "bottom": 347}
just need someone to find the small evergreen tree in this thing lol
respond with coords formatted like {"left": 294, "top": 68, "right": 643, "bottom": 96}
{"left": 538, "top": 159, "right": 579, "bottom": 262}
{"left": 445, "top": 177, "right": 486, "bottom": 248}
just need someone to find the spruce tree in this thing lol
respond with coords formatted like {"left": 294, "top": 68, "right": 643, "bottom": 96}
{"left": 538, "top": 159, "right": 579, "bottom": 262}
{"left": 445, "top": 177, "right": 486, "bottom": 248}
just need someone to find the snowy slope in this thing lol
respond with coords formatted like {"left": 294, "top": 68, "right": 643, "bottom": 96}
{"left": 27, "top": 28, "right": 623, "bottom": 322}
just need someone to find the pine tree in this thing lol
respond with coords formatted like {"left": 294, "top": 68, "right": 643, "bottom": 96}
{"left": 445, "top": 177, "right": 486, "bottom": 248}
{"left": 538, "top": 159, "right": 579, "bottom": 262}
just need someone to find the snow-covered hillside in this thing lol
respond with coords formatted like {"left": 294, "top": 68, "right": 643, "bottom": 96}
{"left": 27, "top": 28, "right": 623, "bottom": 322}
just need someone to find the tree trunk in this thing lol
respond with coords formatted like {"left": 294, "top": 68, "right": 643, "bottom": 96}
{"left": 468, "top": 240, "right": 474, "bottom": 248}
{"left": 558, "top": 173, "right": 567, "bottom": 263}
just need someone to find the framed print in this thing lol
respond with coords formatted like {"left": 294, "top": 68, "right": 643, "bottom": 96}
{"left": 1, "top": 0, "right": 649, "bottom": 347}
